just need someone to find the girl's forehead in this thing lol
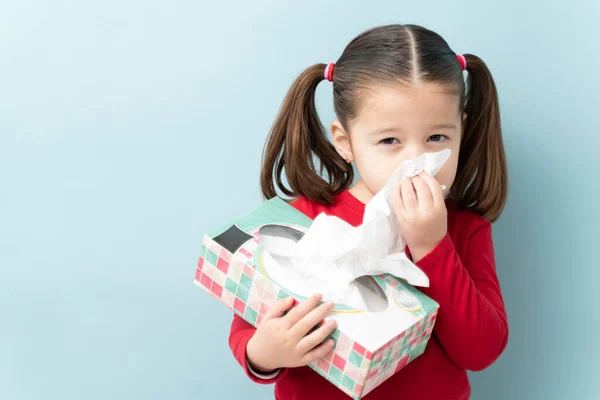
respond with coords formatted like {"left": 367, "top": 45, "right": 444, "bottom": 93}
{"left": 351, "top": 82, "right": 462, "bottom": 131}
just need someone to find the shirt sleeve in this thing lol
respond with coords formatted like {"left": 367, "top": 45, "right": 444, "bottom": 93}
{"left": 228, "top": 313, "right": 289, "bottom": 384}
{"left": 414, "top": 219, "right": 509, "bottom": 371}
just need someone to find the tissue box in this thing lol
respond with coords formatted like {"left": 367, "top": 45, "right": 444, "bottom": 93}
{"left": 194, "top": 197, "right": 439, "bottom": 399}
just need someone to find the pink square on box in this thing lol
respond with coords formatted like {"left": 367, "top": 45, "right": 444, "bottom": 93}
{"left": 200, "top": 273, "right": 212, "bottom": 290}
{"left": 212, "top": 282, "right": 223, "bottom": 299}
{"left": 256, "top": 314, "right": 263, "bottom": 326}
{"left": 194, "top": 268, "right": 202, "bottom": 282}
{"left": 388, "top": 280, "right": 399, "bottom": 288}
{"left": 216, "top": 257, "right": 229, "bottom": 274}
{"left": 332, "top": 354, "right": 346, "bottom": 371}
{"left": 352, "top": 342, "right": 367, "bottom": 356}
{"left": 323, "top": 349, "right": 335, "bottom": 363}
{"left": 260, "top": 303, "right": 270, "bottom": 315}
{"left": 234, "top": 298, "right": 246, "bottom": 315}
{"left": 197, "top": 257, "right": 204, "bottom": 269}
{"left": 395, "top": 355, "right": 409, "bottom": 372}
{"left": 353, "top": 384, "right": 363, "bottom": 397}
{"left": 315, "top": 357, "right": 330, "bottom": 374}
{"left": 210, "top": 289, "right": 220, "bottom": 300}
{"left": 243, "top": 265, "right": 255, "bottom": 278}
{"left": 220, "top": 248, "right": 232, "bottom": 262}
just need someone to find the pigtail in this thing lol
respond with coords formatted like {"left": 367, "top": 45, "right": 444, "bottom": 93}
{"left": 260, "top": 64, "right": 354, "bottom": 205}
{"left": 452, "top": 54, "right": 508, "bottom": 222}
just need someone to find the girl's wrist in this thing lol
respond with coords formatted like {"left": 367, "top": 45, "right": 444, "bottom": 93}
{"left": 247, "top": 336, "right": 278, "bottom": 373}
{"left": 409, "top": 238, "right": 443, "bottom": 262}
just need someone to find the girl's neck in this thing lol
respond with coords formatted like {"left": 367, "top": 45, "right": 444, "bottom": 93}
{"left": 348, "top": 180, "right": 374, "bottom": 205}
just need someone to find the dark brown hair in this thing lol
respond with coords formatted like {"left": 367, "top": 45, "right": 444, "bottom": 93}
{"left": 260, "top": 24, "right": 507, "bottom": 222}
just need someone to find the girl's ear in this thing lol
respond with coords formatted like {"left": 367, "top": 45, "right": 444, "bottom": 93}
{"left": 331, "top": 121, "right": 354, "bottom": 163}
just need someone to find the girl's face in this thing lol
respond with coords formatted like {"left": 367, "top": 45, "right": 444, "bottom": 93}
{"left": 332, "top": 82, "right": 463, "bottom": 202}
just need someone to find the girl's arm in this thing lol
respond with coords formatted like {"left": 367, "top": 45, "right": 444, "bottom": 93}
{"left": 414, "top": 218, "right": 509, "bottom": 371}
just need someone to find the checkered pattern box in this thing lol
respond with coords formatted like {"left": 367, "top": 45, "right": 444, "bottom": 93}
{"left": 194, "top": 197, "right": 439, "bottom": 399}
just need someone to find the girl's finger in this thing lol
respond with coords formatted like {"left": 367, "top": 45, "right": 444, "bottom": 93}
{"left": 297, "top": 319, "right": 337, "bottom": 355}
{"left": 391, "top": 185, "right": 405, "bottom": 215}
{"left": 419, "top": 173, "right": 445, "bottom": 207}
{"left": 289, "top": 301, "right": 335, "bottom": 342}
{"left": 300, "top": 338, "right": 335, "bottom": 366}
{"left": 400, "top": 179, "right": 418, "bottom": 210}
{"left": 411, "top": 176, "right": 433, "bottom": 210}
{"left": 263, "top": 296, "right": 295, "bottom": 322}
{"left": 282, "top": 294, "right": 322, "bottom": 328}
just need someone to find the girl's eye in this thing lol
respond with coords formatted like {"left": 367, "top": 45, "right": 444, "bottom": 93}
{"left": 380, "top": 138, "right": 399, "bottom": 145}
{"left": 428, "top": 134, "right": 448, "bottom": 142}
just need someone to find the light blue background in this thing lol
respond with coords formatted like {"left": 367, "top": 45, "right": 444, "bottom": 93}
{"left": 1, "top": 1, "right": 599, "bottom": 399}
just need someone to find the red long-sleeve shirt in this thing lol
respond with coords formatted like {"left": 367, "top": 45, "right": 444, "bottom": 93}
{"left": 228, "top": 190, "right": 509, "bottom": 400}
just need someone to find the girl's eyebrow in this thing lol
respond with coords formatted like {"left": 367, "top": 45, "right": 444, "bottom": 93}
{"left": 430, "top": 123, "right": 458, "bottom": 130}
{"left": 370, "top": 123, "right": 457, "bottom": 135}
{"left": 369, "top": 126, "right": 405, "bottom": 135}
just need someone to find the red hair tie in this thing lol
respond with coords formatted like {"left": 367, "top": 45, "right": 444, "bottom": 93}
{"left": 456, "top": 54, "right": 467, "bottom": 71}
{"left": 324, "top": 63, "right": 335, "bottom": 82}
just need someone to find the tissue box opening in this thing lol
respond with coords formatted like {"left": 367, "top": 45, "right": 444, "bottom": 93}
{"left": 258, "top": 224, "right": 389, "bottom": 313}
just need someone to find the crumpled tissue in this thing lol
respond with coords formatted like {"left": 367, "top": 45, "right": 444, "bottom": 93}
{"left": 263, "top": 149, "right": 452, "bottom": 310}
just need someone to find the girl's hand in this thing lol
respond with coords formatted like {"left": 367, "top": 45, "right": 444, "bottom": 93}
{"left": 392, "top": 172, "right": 448, "bottom": 262}
{"left": 246, "top": 294, "right": 337, "bottom": 373}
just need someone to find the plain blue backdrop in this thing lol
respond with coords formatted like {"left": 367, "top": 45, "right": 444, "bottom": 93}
{"left": 1, "top": 1, "right": 599, "bottom": 399}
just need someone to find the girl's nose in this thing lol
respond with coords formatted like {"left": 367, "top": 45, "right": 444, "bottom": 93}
{"left": 402, "top": 145, "right": 425, "bottom": 161}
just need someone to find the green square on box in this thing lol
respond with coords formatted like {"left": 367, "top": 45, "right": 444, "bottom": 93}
{"left": 239, "top": 273, "right": 253, "bottom": 292}
{"left": 331, "top": 329, "right": 341, "bottom": 340}
{"left": 329, "top": 365, "right": 343, "bottom": 384}
{"left": 236, "top": 287, "right": 250, "bottom": 303}
{"left": 205, "top": 248, "right": 219, "bottom": 266}
{"left": 244, "top": 306, "right": 258, "bottom": 324}
{"left": 225, "top": 278, "right": 238, "bottom": 295}
{"left": 349, "top": 350, "right": 363, "bottom": 368}
{"left": 342, "top": 375, "right": 355, "bottom": 392}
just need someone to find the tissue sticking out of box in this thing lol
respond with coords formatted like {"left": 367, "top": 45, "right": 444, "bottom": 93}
{"left": 260, "top": 149, "right": 452, "bottom": 310}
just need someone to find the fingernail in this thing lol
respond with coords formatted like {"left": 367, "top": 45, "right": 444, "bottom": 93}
{"left": 326, "top": 301, "right": 335, "bottom": 308}
{"left": 314, "top": 294, "right": 323, "bottom": 300}
{"left": 329, "top": 320, "right": 337, "bottom": 327}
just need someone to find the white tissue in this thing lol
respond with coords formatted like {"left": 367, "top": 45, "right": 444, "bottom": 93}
{"left": 267, "top": 149, "right": 452, "bottom": 310}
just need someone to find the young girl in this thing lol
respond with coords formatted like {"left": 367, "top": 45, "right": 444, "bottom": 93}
{"left": 228, "top": 24, "right": 508, "bottom": 400}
